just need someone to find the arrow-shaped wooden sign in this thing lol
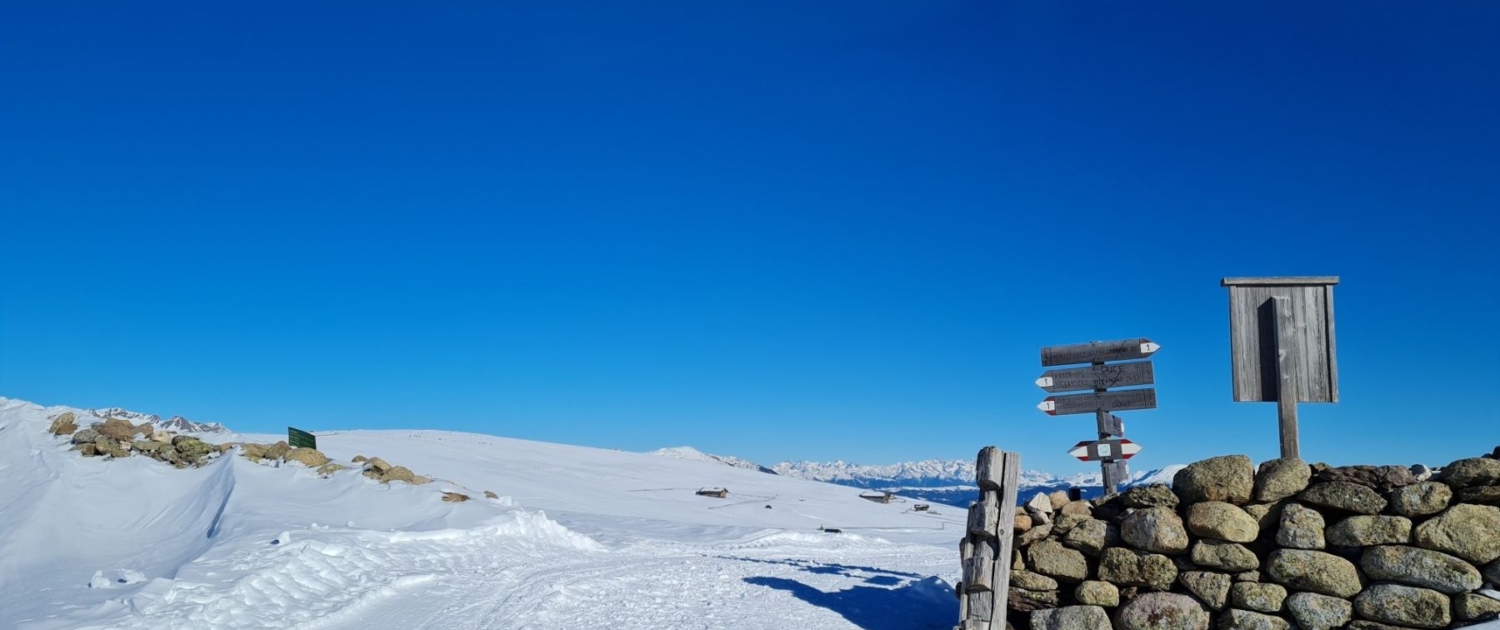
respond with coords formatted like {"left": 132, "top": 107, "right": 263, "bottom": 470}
{"left": 1038, "top": 388, "right": 1157, "bottom": 416}
{"left": 1069, "top": 438, "right": 1142, "bottom": 462}
{"left": 1036, "top": 361, "right": 1155, "bottom": 393}
{"left": 1041, "top": 339, "right": 1161, "bottom": 367}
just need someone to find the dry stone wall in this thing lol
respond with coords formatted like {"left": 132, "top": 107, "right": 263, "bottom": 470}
{"left": 959, "top": 448, "right": 1500, "bottom": 630}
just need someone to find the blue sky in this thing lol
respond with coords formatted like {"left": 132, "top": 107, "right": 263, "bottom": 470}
{"left": 2, "top": 1, "right": 1496, "bottom": 474}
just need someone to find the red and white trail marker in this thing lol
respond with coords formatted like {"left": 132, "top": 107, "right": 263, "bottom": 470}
{"left": 1068, "top": 438, "right": 1142, "bottom": 462}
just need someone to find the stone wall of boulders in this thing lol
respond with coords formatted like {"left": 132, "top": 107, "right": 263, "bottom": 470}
{"left": 960, "top": 448, "right": 1500, "bottom": 630}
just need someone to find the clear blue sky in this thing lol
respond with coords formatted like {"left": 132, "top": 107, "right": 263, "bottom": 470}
{"left": 2, "top": 1, "right": 1496, "bottom": 474}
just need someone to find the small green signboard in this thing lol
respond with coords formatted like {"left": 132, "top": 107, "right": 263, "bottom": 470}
{"left": 288, "top": 427, "right": 317, "bottom": 450}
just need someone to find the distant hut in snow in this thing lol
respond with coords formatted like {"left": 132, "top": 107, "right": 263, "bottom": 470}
{"left": 696, "top": 487, "right": 729, "bottom": 499}
{"left": 859, "top": 491, "right": 895, "bottom": 504}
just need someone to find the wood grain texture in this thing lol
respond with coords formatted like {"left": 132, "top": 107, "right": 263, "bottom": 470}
{"left": 1227, "top": 282, "right": 1337, "bottom": 403}
{"left": 1274, "top": 296, "right": 1302, "bottom": 459}
{"left": 975, "top": 446, "right": 1002, "bottom": 491}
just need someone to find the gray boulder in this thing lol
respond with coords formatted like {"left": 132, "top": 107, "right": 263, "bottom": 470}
{"left": 1113, "top": 592, "right": 1209, "bottom": 630}
{"left": 49, "top": 413, "right": 78, "bottom": 436}
{"left": 1179, "top": 571, "right": 1231, "bottom": 611}
{"left": 1352, "top": 583, "right": 1451, "bottom": 629}
{"left": 1299, "top": 481, "right": 1386, "bottom": 514}
{"left": 1122, "top": 484, "right": 1180, "bottom": 509}
{"left": 1073, "top": 581, "right": 1118, "bottom": 607}
{"left": 1453, "top": 593, "right": 1500, "bottom": 622}
{"left": 1255, "top": 458, "right": 1310, "bottom": 502}
{"left": 1098, "top": 547, "right": 1177, "bottom": 591}
{"left": 1121, "top": 506, "right": 1190, "bottom": 555}
{"left": 1229, "top": 582, "right": 1286, "bottom": 613}
{"left": 1390, "top": 482, "right": 1453, "bottom": 517}
{"left": 1458, "top": 486, "right": 1500, "bottom": 505}
{"left": 1314, "top": 464, "right": 1418, "bottom": 493}
{"left": 1276, "top": 503, "right": 1326, "bottom": 549}
{"left": 1011, "top": 570, "right": 1058, "bottom": 591}
{"left": 1361, "top": 545, "right": 1483, "bottom": 593}
{"left": 1264, "top": 549, "right": 1362, "bottom": 598}
{"left": 70, "top": 428, "right": 101, "bottom": 445}
{"left": 1441, "top": 457, "right": 1500, "bottom": 488}
{"left": 1030, "top": 605, "right": 1110, "bottom": 630}
{"left": 1175, "top": 455, "right": 1255, "bottom": 505}
{"left": 1413, "top": 504, "right": 1500, "bottom": 564}
{"left": 1325, "top": 515, "right": 1412, "bottom": 546}
{"left": 1191, "top": 540, "right": 1260, "bottom": 572}
{"left": 1186, "top": 502, "right": 1259, "bottom": 543}
{"left": 1286, "top": 592, "right": 1353, "bottom": 630}
{"left": 1027, "top": 540, "right": 1088, "bottom": 583}
{"left": 1216, "top": 609, "right": 1289, "bottom": 630}
{"left": 1062, "top": 519, "right": 1118, "bottom": 557}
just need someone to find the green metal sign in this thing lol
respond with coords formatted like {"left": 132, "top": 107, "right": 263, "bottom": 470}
{"left": 288, "top": 427, "right": 316, "bottom": 450}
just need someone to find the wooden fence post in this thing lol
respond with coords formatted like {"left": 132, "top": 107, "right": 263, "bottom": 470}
{"left": 959, "top": 447, "right": 1020, "bottom": 630}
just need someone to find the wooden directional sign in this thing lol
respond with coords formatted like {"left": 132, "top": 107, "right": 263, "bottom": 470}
{"left": 1036, "top": 361, "right": 1154, "bottom": 393}
{"left": 1068, "top": 438, "right": 1141, "bottom": 462}
{"left": 1099, "top": 413, "right": 1124, "bottom": 438}
{"left": 1041, "top": 338, "right": 1160, "bottom": 367}
{"left": 1038, "top": 388, "right": 1157, "bottom": 416}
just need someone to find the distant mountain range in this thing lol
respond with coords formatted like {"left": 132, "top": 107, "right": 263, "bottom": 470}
{"left": 89, "top": 407, "right": 228, "bottom": 434}
{"left": 651, "top": 447, "right": 1184, "bottom": 507}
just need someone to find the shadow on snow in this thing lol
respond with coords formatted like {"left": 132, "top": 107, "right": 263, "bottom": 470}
{"left": 742, "top": 575, "right": 956, "bottom": 630}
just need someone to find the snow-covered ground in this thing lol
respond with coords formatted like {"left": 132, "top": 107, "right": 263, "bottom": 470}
{"left": 0, "top": 398, "right": 962, "bottom": 630}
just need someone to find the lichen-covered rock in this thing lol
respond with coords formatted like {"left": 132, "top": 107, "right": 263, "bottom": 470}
{"left": 1299, "top": 481, "right": 1386, "bottom": 515}
{"left": 1018, "top": 523, "right": 1053, "bottom": 546}
{"left": 1174, "top": 455, "right": 1254, "bottom": 506}
{"left": 1485, "top": 558, "right": 1500, "bottom": 584}
{"left": 1286, "top": 592, "right": 1353, "bottom": 630}
{"left": 1113, "top": 592, "right": 1209, "bottom": 630}
{"left": 1276, "top": 503, "right": 1326, "bottom": 549}
{"left": 1458, "top": 485, "right": 1500, "bottom": 505}
{"left": 171, "top": 436, "right": 214, "bottom": 463}
{"left": 215, "top": 442, "right": 237, "bottom": 454}
{"left": 1121, "top": 506, "right": 1190, "bottom": 555}
{"left": 1028, "top": 540, "right": 1088, "bottom": 583}
{"left": 1026, "top": 492, "right": 1055, "bottom": 525}
{"left": 1011, "top": 570, "right": 1058, "bottom": 591}
{"left": 71, "top": 428, "right": 101, "bottom": 445}
{"left": 1190, "top": 540, "right": 1260, "bottom": 572}
{"left": 1390, "top": 482, "right": 1453, "bottom": 517}
{"left": 265, "top": 441, "right": 291, "bottom": 461}
{"left": 94, "top": 418, "right": 141, "bottom": 443}
{"left": 441, "top": 492, "right": 470, "bottom": 503}
{"left": 1453, "top": 593, "right": 1500, "bottom": 621}
{"left": 1059, "top": 500, "right": 1092, "bottom": 518}
{"left": 49, "top": 413, "right": 78, "bottom": 436}
{"left": 1048, "top": 490, "right": 1071, "bottom": 511}
{"left": 1347, "top": 622, "right": 1417, "bottom": 630}
{"left": 1361, "top": 544, "right": 1482, "bottom": 593}
{"left": 1054, "top": 511, "right": 1091, "bottom": 534}
{"left": 1098, "top": 548, "right": 1176, "bottom": 591}
{"left": 1229, "top": 582, "right": 1287, "bottom": 613}
{"left": 409, "top": 475, "right": 433, "bottom": 486}
{"left": 1234, "top": 570, "right": 1259, "bottom": 582}
{"left": 1325, "top": 515, "right": 1412, "bottom": 546}
{"left": 1073, "top": 581, "right": 1118, "bottom": 607}
{"left": 132, "top": 440, "right": 162, "bottom": 453}
{"left": 1122, "top": 484, "right": 1180, "bottom": 509}
{"left": 1315, "top": 464, "right": 1418, "bottom": 493}
{"left": 1010, "top": 587, "right": 1060, "bottom": 611}
{"left": 1015, "top": 513, "right": 1034, "bottom": 533}
{"left": 1255, "top": 458, "right": 1311, "bottom": 503}
{"left": 1352, "top": 583, "right": 1450, "bottom": 629}
{"left": 283, "top": 447, "right": 329, "bottom": 468}
{"left": 1264, "top": 549, "right": 1362, "bottom": 598}
{"left": 1062, "top": 519, "right": 1118, "bottom": 557}
{"left": 379, "top": 466, "right": 415, "bottom": 484}
{"left": 1217, "top": 609, "right": 1289, "bottom": 630}
{"left": 1441, "top": 457, "right": 1500, "bottom": 488}
{"left": 1030, "top": 605, "right": 1110, "bottom": 630}
{"left": 315, "top": 463, "right": 348, "bottom": 477}
{"left": 483, "top": 490, "right": 499, "bottom": 500}
{"left": 366, "top": 457, "right": 392, "bottom": 473}
{"left": 1413, "top": 504, "right": 1500, "bottom": 564}
{"left": 1179, "top": 571, "right": 1231, "bottom": 611}
{"left": 351, "top": 455, "right": 368, "bottom": 463}
{"left": 96, "top": 437, "right": 130, "bottom": 459}
{"left": 1186, "top": 502, "right": 1258, "bottom": 543}
{"left": 240, "top": 443, "right": 268, "bottom": 461}
{"left": 1243, "top": 501, "right": 1286, "bottom": 534}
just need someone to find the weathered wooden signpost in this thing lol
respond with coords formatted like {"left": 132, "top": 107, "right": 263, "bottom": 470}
{"left": 1036, "top": 338, "right": 1159, "bottom": 493}
{"left": 1222, "top": 277, "right": 1339, "bottom": 460}
{"left": 957, "top": 446, "right": 1021, "bottom": 630}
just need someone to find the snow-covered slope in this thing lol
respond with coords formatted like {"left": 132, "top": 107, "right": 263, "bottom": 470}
{"left": 650, "top": 446, "right": 778, "bottom": 474}
{"left": 0, "top": 398, "right": 961, "bottom": 630}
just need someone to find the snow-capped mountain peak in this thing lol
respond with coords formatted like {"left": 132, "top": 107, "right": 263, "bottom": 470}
{"left": 649, "top": 446, "right": 777, "bottom": 474}
{"left": 89, "top": 407, "right": 228, "bottom": 434}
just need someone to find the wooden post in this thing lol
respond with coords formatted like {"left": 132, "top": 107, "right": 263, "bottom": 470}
{"left": 1272, "top": 295, "right": 1301, "bottom": 459}
{"left": 1091, "top": 363, "right": 1127, "bottom": 494}
{"left": 960, "top": 448, "right": 1021, "bottom": 630}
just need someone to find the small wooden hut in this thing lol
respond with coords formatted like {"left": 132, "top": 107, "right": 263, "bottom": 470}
{"left": 696, "top": 487, "right": 729, "bottom": 499}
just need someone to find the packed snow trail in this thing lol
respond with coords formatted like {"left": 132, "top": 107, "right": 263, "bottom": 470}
{"left": 0, "top": 399, "right": 961, "bottom": 629}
